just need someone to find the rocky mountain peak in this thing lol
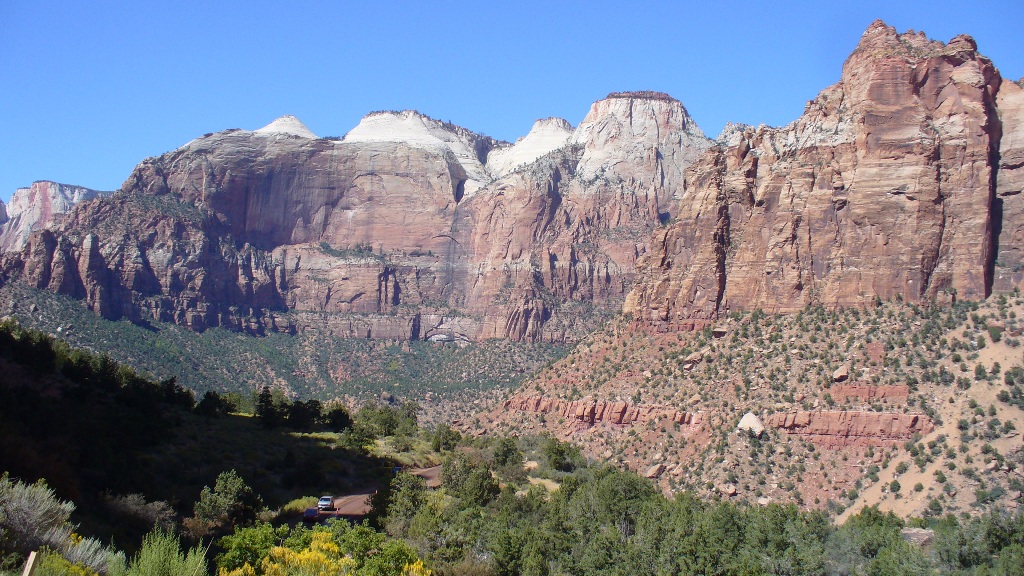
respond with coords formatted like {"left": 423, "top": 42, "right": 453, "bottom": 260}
{"left": 849, "top": 20, "right": 979, "bottom": 68}
{"left": 571, "top": 91, "right": 710, "bottom": 183}
{"left": 343, "top": 110, "right": 502, "bottom": 196}
{"left": 485, "top": 117, "right": 574, "bottom": 178}
{"left": 626, "top": 20, "right": 1016, "bottom": 329}
{"left": 715, "top": 122, "right": 753, "bottom": 146}
{"left": 253, "top": 115, "right": 318, "bottom": 138}
{"left": 0, "top": 181, "right": 108, "bottom": 252}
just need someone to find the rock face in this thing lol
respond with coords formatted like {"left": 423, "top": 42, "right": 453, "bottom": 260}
{"left": 830, "top": 384, "right": 909, "bottom": 403}
{"left": 625, "top": 21, "right": 1015, "bottom": 328}
{"left": 0, "top": 182, "right": 108, "bottom": 252}
{"left": 995, "top": 79, "right": 1024, "bottom": 289}
{"left": 486, "top": 118, "right": 573, "bottom": 178}
{"left": 766, "top": 410, "right": 933, "bottom": 448}
{"left": 502, "top": 394, "right": 703, "bottom": 429}
{"left": 2, "top": 96, "right": 710, "bottom": 341}
{"left": 4, "top": 22, "right": 1022, "bottom": 342}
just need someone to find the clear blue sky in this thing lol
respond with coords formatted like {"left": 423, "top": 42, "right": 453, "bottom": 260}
{"left": 2, "top": 0, "right": 1021, "bottom": 201}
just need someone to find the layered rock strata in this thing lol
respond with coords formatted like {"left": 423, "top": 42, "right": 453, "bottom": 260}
{"left": 766, "top": 410, "right": 933, "bottom": 449}
{"left": 830, "top": 384, "right": 909, "bottom": 403}
{"left": 0, "top": 182, "right": 108, "bottom": 252}
{"left": 502, "top": 395, "right": 932, "bottom": 448}
{"left": 626, "top": 21, "right": 1021, "bottom": 328}
{"left": 2, "top": 96, "right": 709, "bottom": 341}
{"left": 503, "top": 395, "right": 703, "bottom": 428}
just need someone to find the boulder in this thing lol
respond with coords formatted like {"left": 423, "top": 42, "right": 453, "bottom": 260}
{"left": 644, "top": 464, "right": 665, "bottom": 478}
{"left": 833, "top": 365, "right": 850, "bottom": 383}
{"left": 900, "top": 528, "right": 934, "bottom": 547}
{"left": 737, "top": 412, "right": 765, "bottom": 437}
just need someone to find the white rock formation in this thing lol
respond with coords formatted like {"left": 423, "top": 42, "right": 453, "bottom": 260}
{"left": 343, "top": 110, "right": 499, "bottom": 197}
{"left": 570, "top": 92, "right": 711, "bottom": 185}
{"left": 737, "top": 412, "right": 765, "bottom": 437}
{"left": 254, "top": 115, "right": 318, "bottom": 138}
{"left": 486, "top": 118, "right": 573, "bottom": 178}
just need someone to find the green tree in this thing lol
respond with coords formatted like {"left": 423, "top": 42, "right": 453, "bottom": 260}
{"left": 286, "top": 399, "right": 322, "bottom": 430}
{"left": 461, "top": 467, "right": 500, "bottom": 507}
{"left": 384, "top": 473, "right": 427, "bottom": 538}
{"left": 254, "top": 387, "right": 280, "bottom": 429}
{"left": 541, "top": 437, "right": 581, "bottom": 473}
{"left": 195, "top": 390, "right": 230, "bottom": 417}
{"left": 493, "top": 437, "right": 522, "bottom": 467}
{"left": 431, "top": 423, "right": 461, "bottom": 452}
{"left": 441, "top": 454, "right": 498, "bottom": 506}
{"left": 186, "top": 470, "right": 262, "bottom": 539}
{"left": 324, "top": 405, "right": 353, "bottom": 431}
{"left": 354, "top": 404, "right": 400, "bottom": 438}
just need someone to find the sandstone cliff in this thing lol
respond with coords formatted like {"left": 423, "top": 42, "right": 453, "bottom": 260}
{"left": 2, "top": 96, "right": 709, "bottom": 341}
{"left": 0, "top": 181, "right": 108, "bottom": 252}
{"left": 625, "top": 21, "right": 1017, "bottom": 328}
{"left": 5, "top": 22, "right": 1022, "bottom": 342}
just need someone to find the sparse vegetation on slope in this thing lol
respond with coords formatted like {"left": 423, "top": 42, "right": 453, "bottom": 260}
{"left": 487, "top": 293, "right": 1024, "bottom": 519}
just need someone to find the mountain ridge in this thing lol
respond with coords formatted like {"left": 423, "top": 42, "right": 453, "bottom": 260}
{"left": 0, "top": 21, "right": 1020, "bottom": 346}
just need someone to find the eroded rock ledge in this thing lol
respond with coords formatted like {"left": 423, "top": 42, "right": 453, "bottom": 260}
{"left": 503, "top": 394, "right": 703, "bottom": 427}
{"left": 766, "top": 410, "right": 933, "bottom": 448}
{"left": 829, "top": 384, "right": 910, "bottom": 403}
{"left": 503, "top": 395, "right": 933, "bottom": 448}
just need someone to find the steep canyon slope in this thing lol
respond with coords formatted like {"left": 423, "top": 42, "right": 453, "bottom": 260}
{"left": 1, "top": 98, "right": 709, "bottom": 343}
{"left": 625, "top": 21, "right": 1024, "bottom": 329}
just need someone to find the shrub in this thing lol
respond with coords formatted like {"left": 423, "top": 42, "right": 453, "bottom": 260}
{"left": 0, "top": 474, "right": 111, "bottom": 574}
{"left": 431, "top": 424, "right": 461, "bottom": 452}
{"left": 108, "top": 530, "right": 207, "bottom": 576}
{"left": 185, "top": 470, "right": 262, "bottom": 539}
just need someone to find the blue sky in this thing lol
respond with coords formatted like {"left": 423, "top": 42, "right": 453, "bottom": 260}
{"left": 2, "top": 0, "right": 1021, "bottom": 201}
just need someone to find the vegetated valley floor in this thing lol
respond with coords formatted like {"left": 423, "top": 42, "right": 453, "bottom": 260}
{"left": 7, "top": 279, "right": 1024, "bottom": 520}
{"left": 0, "top": 284, "right": 565, "bottom": 426}
{"left": 482, "top": 293, "right": 1024, "bottom": 519}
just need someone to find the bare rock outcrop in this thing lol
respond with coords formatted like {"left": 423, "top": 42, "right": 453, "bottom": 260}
{"left": 626, "top": 21, "right": 1009, "bottom": 327}
{"left": 995, "top": 79, "right": 1024, "bottom": 289}
{"left": 766, "top": 410, "right": 933, "bottom": 448}
{"left": 502, "top": 394, "right": 703, "bottom": 429}
{"left": 5, "top": 22, "right": 1023, "bottom": 343}
{"left": 736, "top": 412, "right": 765, "bottom": 437}
{"left": 0, "top": 182, "right": 108, "bottom": 252}
{"left": 830, "top": 384, "right": 909, "bottom": 403}
{"left": 2, "top": 97, "right": 710, "bottom": 341}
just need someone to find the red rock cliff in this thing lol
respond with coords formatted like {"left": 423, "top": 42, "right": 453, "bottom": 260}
{"left": 626, "top": 22, "right": 1016, "bottom": 327}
